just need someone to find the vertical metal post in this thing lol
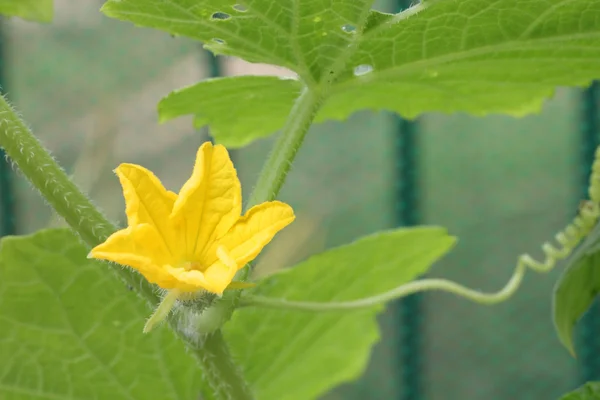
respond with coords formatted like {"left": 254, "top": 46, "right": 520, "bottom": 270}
{"left": 580, "top": 82, "right": 600, "bottom": 383}
{"left": 0, "top": 22, "right": 16, "bottom": 237}
{"left": 203, "top": 49, "right": 222, "bottom": 146}
{"left": 394, "top": 2, "right": 422, "bottom": 399}
{"left": 395, "top": 118, "right": 421, "bottom": 400}
{"left": 205, "top": 51, "right": 222, "bottom": 80}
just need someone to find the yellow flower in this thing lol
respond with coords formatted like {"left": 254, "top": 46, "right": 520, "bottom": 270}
{"left": 88, "top": 142, "right": 295, "bottom": 296}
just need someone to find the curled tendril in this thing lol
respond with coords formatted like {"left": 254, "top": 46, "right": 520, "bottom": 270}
{"left": 520, "top": 144, "right": 600, "bottom": 274}
{"left": 240, "top": 147, "right": 600, "bottom": 312}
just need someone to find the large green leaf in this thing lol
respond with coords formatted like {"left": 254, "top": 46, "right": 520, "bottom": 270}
{"left": 159, "top": 76, "right": 302, "bottom": 148}
{"left": 560, "top": 382, "right": 600, "bottom": 400}
{"left": 224, "top": 227, "right": 456, "bottom": 400}
{"left": 0, "top": 229, "right": 201, "bottom": 399}
{"left": 0, "top": 0, "right": 53, "bottom": 22}
{"left": 553, "top": 223, "right": 600, "bottom": 356}
{"left": 104, "top": 0, "right": 600, "bottom": 147}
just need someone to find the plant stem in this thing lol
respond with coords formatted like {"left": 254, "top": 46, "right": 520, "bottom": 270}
{"left": 241, "top": 276, "right": 526, "bottom": 311}
{"left": 187, "top": 86, "right": 326, "bottom": 399}
{"left": 0, "top": 98, "right": 111, "bottom": 243}
{"left": 195, "top": 331, "right": 255, "bottom": 400}
{"left": 237, "top": 259, "right": 553, "bottom": 311}
{"left": 246, "top": 86, "right": 324, "bottom": 207}
{"left": 0, "top": 95, "right": 159, "bottom": 304}
{"left": 231, "top": 86, "right": 324, "bottom": 292}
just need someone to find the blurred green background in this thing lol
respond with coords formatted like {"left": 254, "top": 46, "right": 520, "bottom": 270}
{"left": 2, "top": 0, "right": 598, "bottom": 399}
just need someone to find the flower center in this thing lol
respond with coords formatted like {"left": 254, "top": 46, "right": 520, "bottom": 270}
{"left": 181, "top": 261, "right": 206, "bottom": 272}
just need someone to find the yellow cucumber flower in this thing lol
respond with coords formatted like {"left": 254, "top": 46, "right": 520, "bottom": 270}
{"left": 88, "top": 142, "right": 295, "bottom": 296}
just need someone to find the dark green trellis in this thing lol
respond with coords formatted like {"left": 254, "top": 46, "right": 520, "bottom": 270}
{"left": 579, "top": 82, "right": 600, "bottom": 385}
{"left": 0, "top": 23, "right": 15, "bottom": 238}
{"left": 395, "top": 115, "right": 421, "bottom": 400}
{"left": 394, "top": 0, "right": 423, "bottom": 398}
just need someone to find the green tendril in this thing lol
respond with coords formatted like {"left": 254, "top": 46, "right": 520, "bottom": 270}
{"left": 240, "top": 147, "right": 600, "bottom": 312}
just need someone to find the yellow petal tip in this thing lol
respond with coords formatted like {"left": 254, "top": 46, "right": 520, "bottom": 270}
{"left": 113, "top": 163, "right": 135, "bottom": 175}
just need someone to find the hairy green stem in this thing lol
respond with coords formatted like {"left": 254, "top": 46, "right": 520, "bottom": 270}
{"left": 0, "top": 95, "right": 251, "bottom": 400}
{"left": 238, "top": 251, "right": 573, "bottom": 311}
{"left": 189, "top": 86, "right": 326, "bottom": 399}
{"left": 236, "top": 85, "right": 324, "bottom": 287}
{"left": 211, "top": 85, "right": 324, "bottom": 298}
{"left": 246, "top": 86, "right": 324, "bottom": 207}
{"left": 0, "top": 97, "right": 113, "bottom": 243}
{"left": 240, "top": 273, "right": 532, "bottom": 312}
{"left": 0, "top": 95, "right": 158, "bottom": 304}
{"left": 195, "top": 331, "right": 255, "bottom": 400}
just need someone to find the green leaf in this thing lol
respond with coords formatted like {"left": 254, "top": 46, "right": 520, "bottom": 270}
{"left": 0, "top": 229, "right": 201, "bottom": 399}
{"left": 560, "top": 382, "right": 600, "bottom": 400}
{"left": 553, "top": 254, "right": 600, "bottom": 356}
{"left": 158, "top": 76, "right": 302, "bottom": 148}
{"left": 0, "top": 0, "right": 53, "bottom": 22}
{"left": 224, "top": 226, "right": 456, "bottom": 400}
{"left": 104, "top": 0, "right": 600, "bottom": 147}
{"left": 101, "top": 0, "right": 373, "bottom": 82}
{"left": 553, "top": 222, "right": 600, "bottom": 356}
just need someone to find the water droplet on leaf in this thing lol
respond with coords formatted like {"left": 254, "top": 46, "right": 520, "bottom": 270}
{"left": 313, "top": 16, "right": 322, "bottom": 22}
{"left": 212, "top": 38, "right": 226, "bottom": 44}
{"left": 341, "top": 24, "right": 356, "bottom": 33}
{"left": 232, "top": 4, "right": 247, "bottom": 12}
{"left": 353, "top": 64, "right": 373, "bottom": 76}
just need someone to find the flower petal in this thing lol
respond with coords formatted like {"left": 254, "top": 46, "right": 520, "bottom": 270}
{"left": 163, "top": 246, "right": 238, "bottom": 294}
{"left": 88, "top": 224, "right": 178, "bottom": 288}
{"left": 115, "top": 163, "right": 178, "bottom": 254}
{"left": 170, "top": 142, "right": 242, "bottom": 259}
{"left": 162, "top": 266, "right": 210, "bottom": 292}
{"left": 218, "top": 201, "right": 295, "bottom": 267}
{"left": 203, "top": 261, "right": 238, "bottom": 294}
{"left": 165, "top": 261, "right": 236, "bottom": 295}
